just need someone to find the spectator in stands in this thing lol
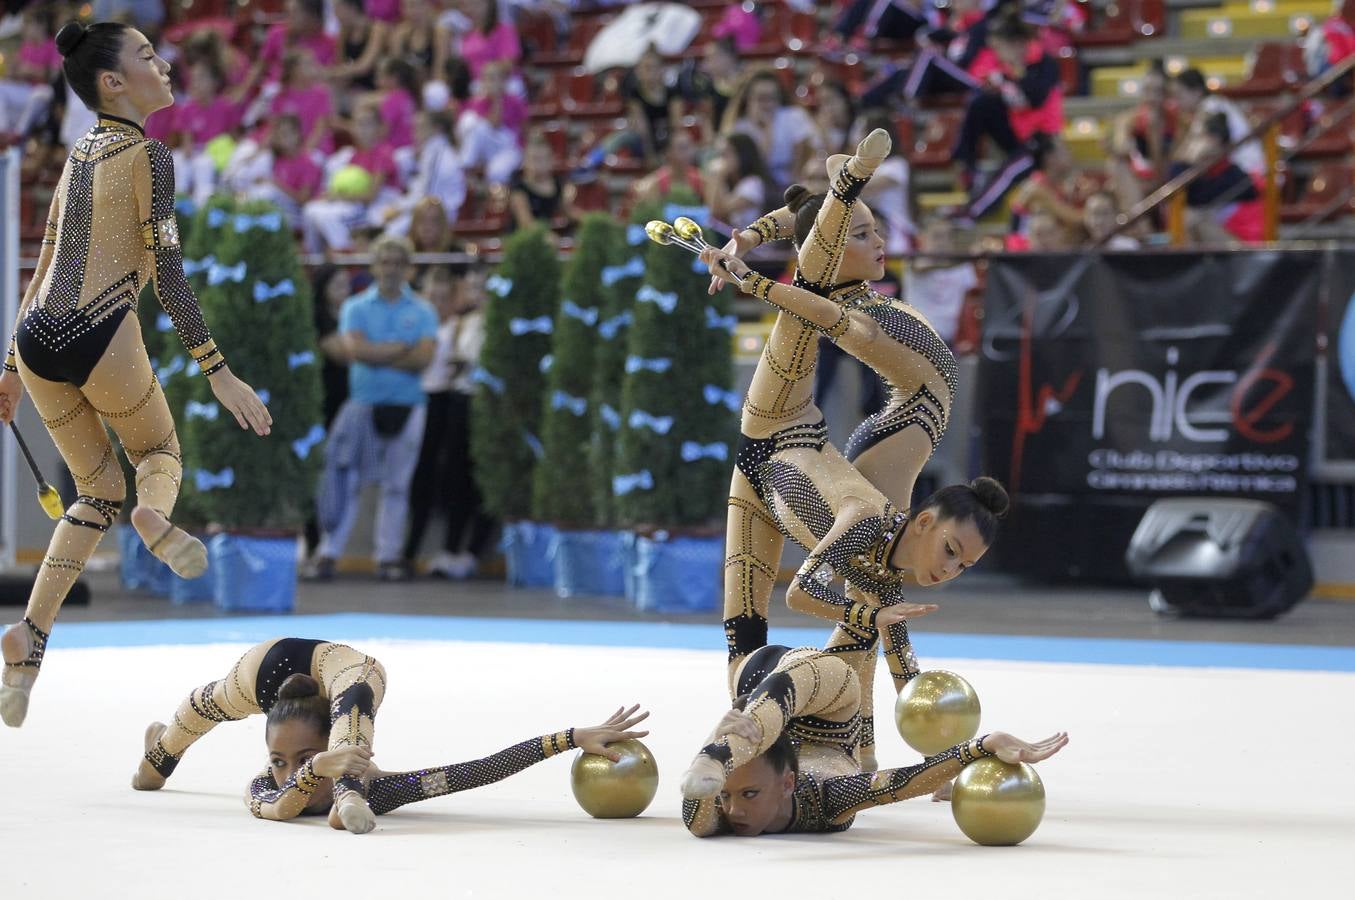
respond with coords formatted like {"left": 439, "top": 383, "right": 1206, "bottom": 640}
{"left": 424, "top": 56, "right": 473, "bottom": 115}
{"left": 458, "top": 0, "right": 522, "bottom": 85}
{"left": 953, "top": 13, "right": 1064, "bottom": 196}
{"left": 858, "top": 0, "right": 988, "bottom": 108}
{"left": 239, "top": 0, "right": 336, "bottom": 101}
{"left": 1171, "top": 68, "right": 1263, "bottom": 178}
{"left": 375, "top": 109, "right": 467, "bottom": 237}
{"left": 680, "top": 38, "right": 741, "bottom": 147}
{"left": 1082, "top": 189, "right": 1140, "bottom": 249}
{"left": 633, "top": 128, "right": 703, "bottom": 204}
{"left": 265, "top": 49, "right": 336, "bottom": 156}
{"left": 1171, "top": 112, "right": 1263, "bottom": 245}
{"left": 722, "top": 68, "right": 816, "bottom": 193}
{"left": 374, "top": 57, "right": 420, "bottom": 150}
{"left": 304, "top": 99, "right": 402, "bottom": 253}
{"left": 402, "top": 265, "right": 494, "bottom": 580}
{"left": 387, "top": 0, "right": 450, "bottom": 85}
{"left": 1304, "top": 0, "right": 1355, "bottom": 96}
{"left": 1001, "top": 133, "right": 1083, "bottom": 240}
{"left": 90, "top": 0, "right": 166, "bottom": 29}
{"left": 509, "top": 131, "right": 578, "bottom": 230}
{"left": 701, "top": 132, "right": 775, "bottom": 233}
{"left": 833, "top": 0, "right": 940, "bottom": 47}
{"left": 0, "top": 6, "right": 59, "bottom": 142}
{"left": 303, "top": 263, "right": 357, "bottom": 558}
{"left": 574, "top": 45, "right": 681, "bottom": 179}
{"left": 307, "top": 236, "right": 438, "bottom": 583}
{"left": 409, "top": 196, "right": 463, "bottom": 254}
{"left": 1023, "top": 207, "right": 1075, "bottom": 250}
{"left": 812, "top": 82, "right": 857, "bottom": 157}
{"left": 1106, "top": 60, "right": 1176, "bottom": 212}
{"left": 710, "top": 1, "right": 764, "bottom": 52}
{"left": 223, "top": 114, "right": 325, "bottom": 229}
{"left": 167, "top": 57, "right": 243, "bottom": 206}
{"left": 330, "top": 0, "right": 390, "bottom": 98}
{"left": 458, "top": 60, "right": 528, "bottom": 184}
{"left": 857, "top": 111, "right": 915, "bottom": 255}
{"left": 904, "top": 215, "right": 979, "bottom": 345}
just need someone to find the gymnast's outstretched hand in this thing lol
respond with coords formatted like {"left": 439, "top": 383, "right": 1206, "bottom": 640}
{"left": 700, "top": 247, "right": 752, "bottom": 286}
{"left": 981, "top": 732, "right": 1070, "bottom": 765}
{"left": 875, "top": 601, "right": 939, "bottom": 629}
{"left": 573, "top": 704, "right": 651, "bottom": 761}
{"left": 208, "top": 366, "right": 273, "bottom": 436}
{"left": 707, "top": 229, "right": 760, "bottom": 295}
{"left": 0, "top": 369, "right": 22, "bottom": 425}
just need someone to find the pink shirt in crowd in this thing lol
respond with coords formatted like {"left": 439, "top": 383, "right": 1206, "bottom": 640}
{"left": 259, "top": 25, "right": 337, "bottom": 84}
{"left": 460, "top": 22, "right": 521, "bottom": 80}
{"left": 465, "top": 93, "right": 528, "bottom": 143}
{"left": 350, "top": 143, "right": 400, "bottom": 191}
{"left": 273, "top": 152, "right": 324, "bottom": 201}
{"left": 17, "top": 39, "right": 61, "bottom": 81}
{"left": 380, "top": 89, "right": 417, "bottom": 149}
{"left": 711, "top": 5, "right": 762, "bottom": 51}
{"left": 269, "top": 84, "right": 335, "bottom": 153}
{"left": 173, "top": 97, "right": 243, "bottom": 149}
{"left": 365, "top": 0, "right": 402, "bottom": 22}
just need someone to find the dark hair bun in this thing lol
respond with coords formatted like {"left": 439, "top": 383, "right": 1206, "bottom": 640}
{"left": 784, "top": 184, "right": 812, "bottom": 213}
{"left": 276, "top": 673, "right": 320, "bottom": 701}
{"left": 970, "top": 476, "right": 1010, "bottom": 518}
{"left": 56, "top": 22, "right": 88, "bottom": 58}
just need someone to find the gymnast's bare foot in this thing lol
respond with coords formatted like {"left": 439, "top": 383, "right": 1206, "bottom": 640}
{"left": 132, "top": 505, "right": 208, "bottom": 579}
{"left": 132, "top": 722, "right": 170, "bottom": 790}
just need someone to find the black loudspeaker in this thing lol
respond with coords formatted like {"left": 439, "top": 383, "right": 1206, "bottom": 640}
{"left": 0, "top": 575, "right": 90, "bottom": 607}
{"left": 1124, "top": 498, "right": 1313, "bottom": 620}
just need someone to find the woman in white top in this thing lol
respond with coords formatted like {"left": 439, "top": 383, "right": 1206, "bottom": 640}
{"left": 721, "top": 68, "right": 816, "bottom": 192}
{"left": 702, "top": 132, "right": 776, "bottom": 235}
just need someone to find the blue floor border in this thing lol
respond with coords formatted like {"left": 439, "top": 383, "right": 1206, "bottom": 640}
{"left": 43, "top": 613, "right": 1355, "bottom": 672}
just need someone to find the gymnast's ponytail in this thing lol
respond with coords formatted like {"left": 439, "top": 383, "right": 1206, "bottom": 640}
{"left": 784, "top": 184, "right": 826, "bottom": 246}
{"left": 266, "top": 674, "right": 331, "bottom": 737}
{"left": 915, "top": 477, "right": 1011, "bottom": 546}
{"left": 57, "top": 21, "right": 134, "bottom": 113}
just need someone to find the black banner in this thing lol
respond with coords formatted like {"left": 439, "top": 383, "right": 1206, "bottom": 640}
{"left": 979, "top": 251, "right": 1320, "bottom": 581}
{"left": 1324, "top": 251, "right": 1355, "bottom": 465}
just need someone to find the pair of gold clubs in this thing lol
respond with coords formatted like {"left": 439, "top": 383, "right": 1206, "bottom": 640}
{"left": 644, "top": 217, "right": 745, "bottom": 287}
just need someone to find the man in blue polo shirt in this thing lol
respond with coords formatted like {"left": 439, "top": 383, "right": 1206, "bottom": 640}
{"left": 307, "top": 236, "right": 438, "bottom": 581}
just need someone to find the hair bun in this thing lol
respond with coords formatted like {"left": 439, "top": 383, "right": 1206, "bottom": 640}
{"left": 783, "top": 184, "right": 811, "bottom": 213}
{"left": 56, "top": 22, "right": 88, "bottom": 57}
{"left": 276, "top": 673, "right": 321, "bottom": 701}
{"left": 969, "top": 476, "right": 1010, "bottom": 519}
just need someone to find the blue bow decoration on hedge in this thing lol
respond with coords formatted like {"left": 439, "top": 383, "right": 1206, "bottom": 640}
{"left": 636, "top": 285, "right": 678, "bottom": 314}
{"left": 599, "top": 403, "right": 621, "bottom": 430}
{"left": 626, "top": 224, "right": 648, "bottom": 245}
{"left": 471, "top": 367, "right": 505, "bottom": 394}
{"left": 560, "top": 299, "right": 599, "bottom": 326}
{"left": 206, "top": 208, "right": 230, "bottom": 228}
{"left": 486, "top": 274, "right": 513, "bottom": 297}
{"left": 601, "top": 256, "right": 645, "bottom": 285}
{"left": 233, "top": 212, "right": 283, "bottom": 233}
{"left": 292, "top": 424, "right": 326, "bottom": 460}
{"left": 625, "top": 355, "right": 672, "bottom": 375}
{"left": 194, "top": 467, "right": 235, "bottom": 491}
{"left": 703, "top": 384, "right": 742, "bottom": 411}
{"left": 628, "top": 410, "right": 674, "bottom": 434}
{"left": 185, "top": 400, "right": 218, "bottom": 421}
{"left": 253, "top": 278, "right": 295, "bottom": 302}
{"left": 539, "top": 354, "right": 553, "bottom": 374}
{"left": 256, "top": 389, "right": 271, "bottom": 405}
{"left": 692, "top": 255, "right": 709, "bottom": 274}
{"left": 664, "top": 204, "right": 708, "bottom": 226}
{"left": 155, "top": 356, "right": 186, "bottom": 382}
{"left": 522, "top": 430, "right": 544, "bottom": 459}
{"left": 174, "top": 197, "right": 197, "bottom": 217}
{"left": 207, "top": 260, "right": 247, "bottom": 285}
{"left": 598, "top": 311, "right": 632, "bottom": 340}
{"left": 681, "top": 441, "right": 729, "bottom": 462}
{"left": 706, "top": 307, "right": 738, "bottom": 332}
{"left": 156, "top": 312, "right": 174, "bottom": 333}
{"left": 509, "top": 315, "right": 553, "bottom": 336}
{"left": 551, "top": 390, "right": 587, "bottom": 416}
{"left": 613, "top": 470, "right": 654, "bottom": 495}
{"left": 182, "top": 255, "right": 216, "bottom": 277}
{"left": 288, "top": 350, "right": 316, "bottom": 369}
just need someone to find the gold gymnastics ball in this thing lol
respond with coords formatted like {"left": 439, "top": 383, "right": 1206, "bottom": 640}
{"left": 894, "top": 670, "right": 981, "bottom": 756}
{"left": 672, "top": 216, "right": 703, "bottom": 241}
{"left": 329, "top": 164, "right": 374, "bottom": 199}
{"left": 570, "top": 739, "right": 659, "bottom": 819}
{"left": 645, "top": 220, "right": 675, "bottom": 244}
{"left": 951, "top": 757, "right": 1046, "bottom": 846}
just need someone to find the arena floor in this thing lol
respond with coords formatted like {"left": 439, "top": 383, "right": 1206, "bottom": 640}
{"left": 2, "top": 603, "right": 1351, "bottom": 899}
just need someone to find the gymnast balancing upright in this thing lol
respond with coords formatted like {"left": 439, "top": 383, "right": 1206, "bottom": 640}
{"left": 0, "top": 21, "right": 271, "bottom": 728}
{"left": 702, "top": 128, "right": 1008, "bottom": 766}
{"left": 130, "top": 638, "right": 649, "bottom": 834}
{"left": 680, "top": 637, "right": 1068, "bottom": 837}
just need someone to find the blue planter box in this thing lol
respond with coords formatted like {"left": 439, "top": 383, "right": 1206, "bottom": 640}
{"left": 634, "top": 533, "right": 723, "bottom": 613}
{"left": 502, "top": 521, "right": 558, "bottom": 588}
{"left": 169, "top": 568, "right": 216, "bottom": 605}
{"left": 209, "top": 533, "right": 297, "bottom": 613}
{"left": 553, "top": 529, "right": 627, "bottom": 598}
{"left": 620, "top": 531, "right": 640, "bottom": 604}
{"left": 116, "top": 524, "right": 173, "bottom": 596}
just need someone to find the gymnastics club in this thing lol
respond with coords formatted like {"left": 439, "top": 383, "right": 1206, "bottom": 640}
{"left": 644, "top": 220, "right": 746, "bottom": 288}
{"left": 7, "top": 423, "right": 63, "bottom": 520}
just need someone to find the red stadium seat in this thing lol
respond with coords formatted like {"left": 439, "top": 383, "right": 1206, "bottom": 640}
{"left": 1280, "top": 162, "right": 1355, "bottom": 222}
{"left": 908, "top": 110, "right": 963, "bottom": 169}
{"left": 1220, "top": 43, "right": 1306, "bottom": 98}
{"left": 561, "top": 67, "right": 625, "bottom": 119}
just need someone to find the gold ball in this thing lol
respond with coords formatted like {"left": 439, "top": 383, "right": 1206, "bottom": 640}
{"left": 645, "top": 220, "right": 674, "bottom": 244}
{"left": 951, "top": 757, "right": 1046, "bottom": 846}
{"left": 673, "top": 216, "right": 702, "bottom": 240}
{"left": 893, "top": 670, "right": 981, "bottom": 756}
{"left": 570, "top": 739, "right": 660, "bottom": 819}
